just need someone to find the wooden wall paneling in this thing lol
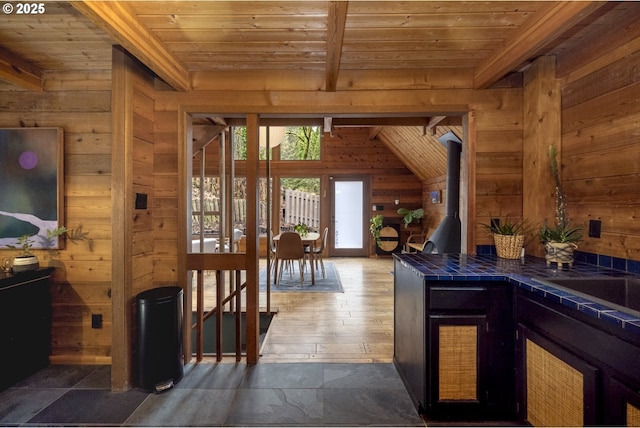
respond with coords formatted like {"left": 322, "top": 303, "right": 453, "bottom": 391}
{"left": 156, "top": 87, "right": 524, "bottom": 258}
{"left": 321, "top": 127, "right": 423, "bottom": 253}
{"left": 555, "top": 2, "right": 640, "bottom": 81}
{"left": 562, "top": 82, "right": 640, "bottom": 135}
{"left": 0, "top": 66, "right": 113, "bottom": 366}
{"left": 0, "top": 90, "right": 111, "bottom": 112}
{"left": 562, "top": 113, "right": 640, "bottom": 158}
{"left": 461, "top": 111, "right": 477, "bottom": 253}
{"left": 559, "top": 34, "right": 640, "bottom": 261}
{"left": 422, "top": 175, "right": 447, "bottom": 235}
{"left": 562, "top": 50, "right": 640, "bottom": 111}
{"left": 153, "top": 107, "right": 180, "bottom": 285}
{"left": 474, "top": 88, "right": 524, "bottom": 250}
{"left": 521, "top": 57, "right": 560, "bottom": 257}
{"left": 110, "top": 46, "right": 134, "bottom": 390}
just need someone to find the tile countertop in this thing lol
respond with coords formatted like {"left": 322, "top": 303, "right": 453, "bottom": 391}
{"left": 394, "top": 253, "right": 640, "bottom": 337}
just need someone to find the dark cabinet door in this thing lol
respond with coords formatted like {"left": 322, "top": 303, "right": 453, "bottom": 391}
{"left": 426, "top": 282, "right": 515, "bottom": 420}
{"left": 516, "top": 324, "right": 599, "bottom": 426}
{"left": 427, "top": 314, "right": 486, "bottom": 419}
{"left": 393, "top": 267, "right": 515, "bottom": 421}
{"left": 0, "top": 270, "right": 52, "bottom": 390}
{"left": 606, "top": 377, "right": 640, "bottom": 426}
{"left": 393, "top": 259, "right": 426, "bottom": 410}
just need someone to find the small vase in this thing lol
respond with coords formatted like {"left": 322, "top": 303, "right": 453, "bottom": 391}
{"left": 545, "top": 242, "right": 577, "bottom": 267}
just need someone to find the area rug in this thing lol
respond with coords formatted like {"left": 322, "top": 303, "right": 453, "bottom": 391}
{"left": 259, "top": 261, "right": 343, "bottom": 292}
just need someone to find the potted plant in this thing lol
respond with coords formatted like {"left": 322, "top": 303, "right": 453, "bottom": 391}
{"left": 539, "top": 145, "right": 582, "bottom": 266}
{"left": 294, "top": 223, "right": 308, "bottom": 237}
{"left": 397, "top": 208, "right": 424, "bottom": 228}
{"left": 369, "top": 214, "right": 383, "bottom": 246}
{"left": 6, "top": 226, "right": 67, "bottom": 273}
{"left": 481, "top": 215, "right": 532, "bottom": 259}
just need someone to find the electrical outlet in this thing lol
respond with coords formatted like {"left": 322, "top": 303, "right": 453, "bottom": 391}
{"left": 135, "top": 193, "right": 148, "bottom": 210}
{"left": 91, "top": 314, "right": 103, "bottom": 329}
{"left": 491, "top": 218, "right": 500, "bottom": 230}
{"left": 589, "top": 219, "right": 601, "bottom": 238}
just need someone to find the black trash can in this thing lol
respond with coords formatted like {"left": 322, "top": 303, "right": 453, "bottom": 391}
{"left": 136, "top": 286, "right": 184, "bottom": 392}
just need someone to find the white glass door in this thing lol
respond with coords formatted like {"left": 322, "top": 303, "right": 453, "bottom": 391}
{"left": 330, "top": 177, "right": 368, "bottom": 256}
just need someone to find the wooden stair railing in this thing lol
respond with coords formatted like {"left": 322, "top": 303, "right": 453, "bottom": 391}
{"left": 186, "top": 253, "right": 248, "bottom": 362}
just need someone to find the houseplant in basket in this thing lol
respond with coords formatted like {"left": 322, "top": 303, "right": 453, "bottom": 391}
{"left": 482, "top": 215, "right": 532, "bottom": 259}
{"left": 539, "top": 145, "right": 582, "bottom": 266}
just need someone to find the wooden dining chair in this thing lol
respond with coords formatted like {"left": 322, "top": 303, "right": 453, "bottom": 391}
{"left": 305, "top": 227, "right": 328, "bottom": 278}
{"left": 275, "top": 232, "right": 305, "bottom": 287}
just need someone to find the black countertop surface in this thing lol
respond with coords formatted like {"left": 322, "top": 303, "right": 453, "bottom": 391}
{"left": 394, "top": 253, "right": 640, "bottom": 337}
{"left": 0, "top": 267, "right": 54, "bottom": 290}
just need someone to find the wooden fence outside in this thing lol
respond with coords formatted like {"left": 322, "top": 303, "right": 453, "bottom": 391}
{"left": 282, "top": 189, "right": 320, "bottom": 230}
{"left": 192, "top": 189, "right": 319, "bottom": 233}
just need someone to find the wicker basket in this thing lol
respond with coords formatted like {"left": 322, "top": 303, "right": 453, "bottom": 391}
{"left": 493, "top": 234, "right": 524, "bottom": 259}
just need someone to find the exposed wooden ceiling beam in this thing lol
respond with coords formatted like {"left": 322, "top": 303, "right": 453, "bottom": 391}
{"left": 325, "top": 1, "right": 348, "bottom": 92}
{"left": 473, "top": 1, "right": 604, "bottom": 89}
{"left": 0, "top": 47, "right": 43, "bottom": 91}
{"left": 423, "top": 116, "right": 447, "bottom": 136}
{"left": 71, "top": 1, "right": 190, "bottom": 92}
{"left": 331, "top": 117, "right": 431, "bottom": 127}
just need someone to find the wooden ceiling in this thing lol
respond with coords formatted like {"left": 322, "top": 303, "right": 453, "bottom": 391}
{"left": 1, "top": 1, "right": 635, "bottom": 180}
{"left": 2, "top": 1, "right": 622, "bottom": 93}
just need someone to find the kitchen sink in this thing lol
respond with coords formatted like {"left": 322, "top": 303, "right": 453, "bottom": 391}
{"left": 532, "top": 277, "right": 640, "bottom": 318}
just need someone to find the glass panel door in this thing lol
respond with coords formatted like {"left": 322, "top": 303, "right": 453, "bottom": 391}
{"left": 330, "top": 177, "right": 368, "bottom": 256}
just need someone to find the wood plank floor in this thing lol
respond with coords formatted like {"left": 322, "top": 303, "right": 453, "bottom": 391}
{"left": 193, "top": 257, "right": 395, "bottom": 363}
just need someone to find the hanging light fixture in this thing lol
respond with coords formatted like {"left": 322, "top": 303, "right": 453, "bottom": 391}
{"left": 259, "top": 126, "right": 286, "bottom": 148}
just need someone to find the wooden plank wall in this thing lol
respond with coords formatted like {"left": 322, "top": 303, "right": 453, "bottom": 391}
{"left": 474, "top": 91, "right": 524, "bottom": 248}
{"left": 153, "top": 86, "right": 180, "bottom": 286}
{"left": 0, "top": 70, "right": 113, "bottom": 364}
{"left": 422, "top": 175, "right": 447, "bottom": 236}
{"left": 324, "top": 127, "right": 422, "bottom": 252}
{"left": 560, "top": 42, "right": 640, "bottom": 261}
{"left": 131, "top": 63, "right": 156, "bottom": 297}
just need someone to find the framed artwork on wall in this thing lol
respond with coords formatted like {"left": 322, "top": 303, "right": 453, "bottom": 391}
{"left": 0, "top": 127, "right": 65, "bottom": 249}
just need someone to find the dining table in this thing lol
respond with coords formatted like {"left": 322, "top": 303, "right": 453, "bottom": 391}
{"left": 272, "top": 232, "right": 320, "bottom": 285}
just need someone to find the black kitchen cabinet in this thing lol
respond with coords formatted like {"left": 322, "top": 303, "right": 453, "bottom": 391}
{"left": 393, "top": 258, "right": 426, "bottom": 409}
{"left": 0, "top": 268, "right": 54, "bottom": 390}
{"left": 608, "top": 377, "right": 640, "bottom": 426}
{"left": 516, "top": 289, "right": 640, "bottom": 426}
{"left": 394, "top": 258, "right": 515, "bottom": 420}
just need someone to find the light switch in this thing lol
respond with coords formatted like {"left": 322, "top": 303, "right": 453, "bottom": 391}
{"left": 589, "top": 219, "right": 601, "bottom": 238}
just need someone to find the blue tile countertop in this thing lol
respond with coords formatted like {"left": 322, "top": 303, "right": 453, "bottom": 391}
{"left": 394, "top": 253, "right": 640, "bottom": 338}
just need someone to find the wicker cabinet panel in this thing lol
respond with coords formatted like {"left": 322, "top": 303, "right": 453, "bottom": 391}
{"left": 628, "top": 403, "right": 640, "bottom": 427}
{"left": 516, "top": 291, "right": 640, "bottom": 425}
{"left": 517, "top": 324, "right": 599, "bottom": 426}
{"left": 438, "top": 323, "right": 479, "bottom": 401}
{"left": 526, "top": 338, "right": 584, "bottom": 427}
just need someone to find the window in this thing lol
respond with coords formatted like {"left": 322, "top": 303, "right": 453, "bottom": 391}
{"left": 231, "top": 126, "right": 321, "bottom": 161}
{"left": 279, "top": 126, "right": 321, "bottom": 160}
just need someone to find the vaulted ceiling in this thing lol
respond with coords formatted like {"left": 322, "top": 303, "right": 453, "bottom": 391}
{"left": 1, "top": 1, "right": 635, "bottom": 180}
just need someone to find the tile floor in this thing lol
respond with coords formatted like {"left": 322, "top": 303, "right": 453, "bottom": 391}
{"left": 0, "top": 362, "right": 426, "bottom": 426}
